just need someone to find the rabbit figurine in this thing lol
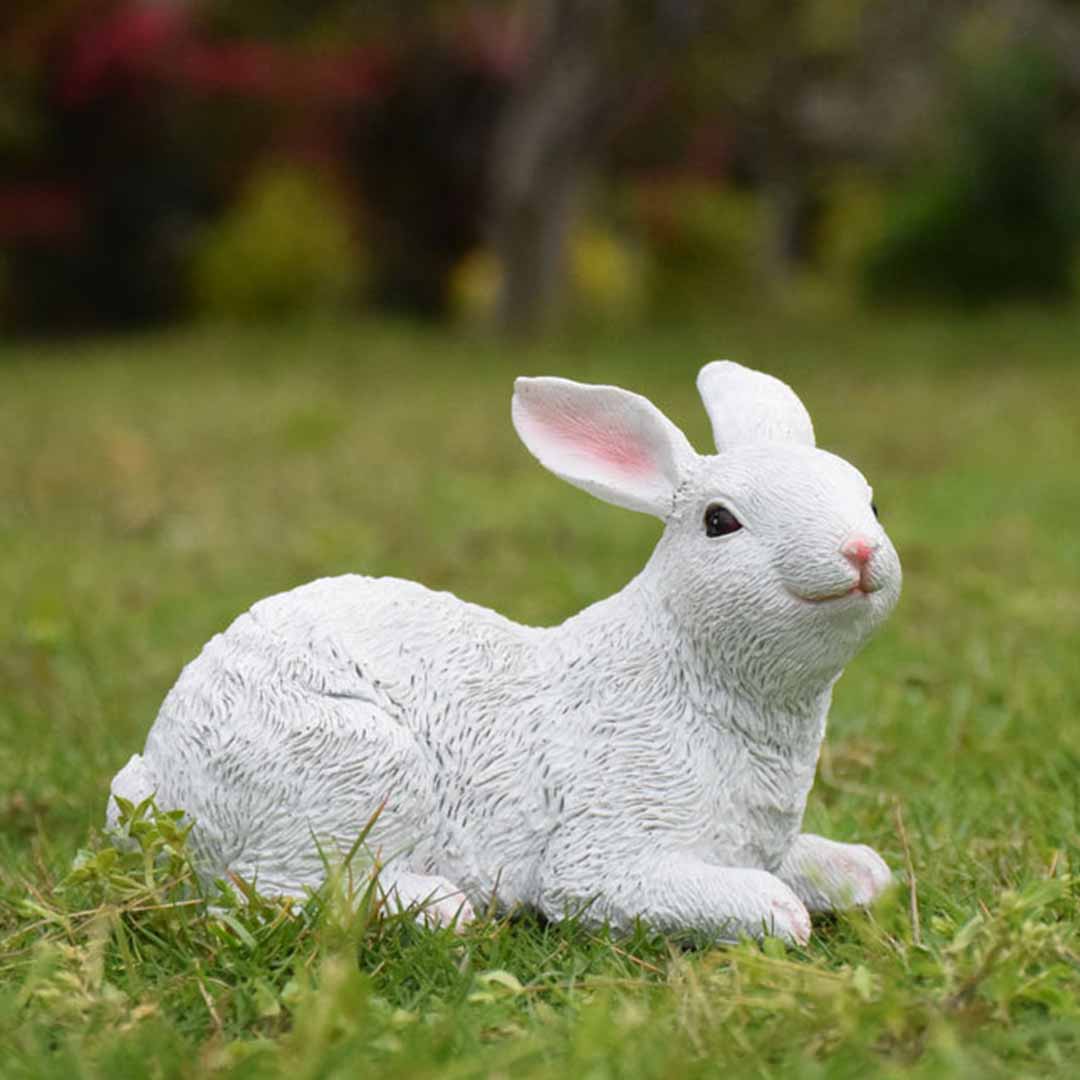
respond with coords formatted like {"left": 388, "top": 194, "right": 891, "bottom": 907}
{"left": 108, "top": 361, "right": 901, "bottom": 944}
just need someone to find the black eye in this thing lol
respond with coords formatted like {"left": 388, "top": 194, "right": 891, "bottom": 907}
{"left": 704, "top": 503, "right": 742, "bottom": 537}
{"left": 871, "top": 501, "right": 880, "bottom": 520}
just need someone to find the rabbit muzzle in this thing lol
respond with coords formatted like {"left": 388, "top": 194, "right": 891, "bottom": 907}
{"left": 785, "top": 532, "right": 898, "bottom": 606}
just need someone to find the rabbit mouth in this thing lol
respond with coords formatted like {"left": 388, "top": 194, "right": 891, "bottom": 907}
{"left": 789, "top": 583, "right": 874, "bottom": 604}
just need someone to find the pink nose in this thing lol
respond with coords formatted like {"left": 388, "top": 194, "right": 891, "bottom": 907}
{"left": 841, "top": 534, "right": 875, "bottom": 567}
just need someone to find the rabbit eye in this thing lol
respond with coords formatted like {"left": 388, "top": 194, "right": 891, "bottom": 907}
{"left": 871, "top": 502, "right": 880, "bottom": 520}
{"left": 704, "top": 504, "right": 742, "bottom": 537}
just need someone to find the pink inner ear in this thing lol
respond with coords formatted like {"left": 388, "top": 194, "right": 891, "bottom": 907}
{"left": 534, "top": 410, "right": 658, "bottom": 479}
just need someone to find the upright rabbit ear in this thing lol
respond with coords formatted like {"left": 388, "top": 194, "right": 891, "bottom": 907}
{"left": 697, "top": 360, "right": 815, "bottom": 452}
{"left": 512, "top": 376, "right": 695, "bottom": 518}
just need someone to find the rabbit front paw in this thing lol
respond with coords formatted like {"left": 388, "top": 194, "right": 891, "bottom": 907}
{"left": 778, "top": 834, "right": 894, "bottom": 913}
{"left": 587, "top": 860, "right": 812, "bottom": 945}
{"left": 762, "top": 880, "right": 813, "bottom": 944}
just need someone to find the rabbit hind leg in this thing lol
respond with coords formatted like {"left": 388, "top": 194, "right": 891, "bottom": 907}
{"left": 192, "top": 694, "right": 444, "bottom": 907}
{"left": 540, "top": 855, "right": 811, "bottom": 944}
{"left": 378, "top": 870, "right": 476, "bottom": 930}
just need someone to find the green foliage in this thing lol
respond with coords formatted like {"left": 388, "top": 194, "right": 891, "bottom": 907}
{"left": 816, "top": 170, "right": 889, "bottom": 286}
{"left": 1, "top": 314, "right": 1080, "bottom": 1074}
{"left": 448, "top": 248, "right": 501, "bottom": 324}
{"left": 567, "top": 223, "right": 647, "bottom": 326}
{"left": 862, "top": 48, "right": 1078, "bottom": 306}
{"left": 198, "top": 0, "right": 364, "bottom": 42}
{"left": 630, "top": 180, "right": 764, "bottom": 315}
{"left": 191, "top": 165, "right": 361, "bottom": 321}
{"left": 448, "top": 226, "right": 645, "bottom": 329}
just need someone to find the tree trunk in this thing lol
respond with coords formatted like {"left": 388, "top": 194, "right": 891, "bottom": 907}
{"left": 489, "top": 0, "right": 618, "bottom": 336}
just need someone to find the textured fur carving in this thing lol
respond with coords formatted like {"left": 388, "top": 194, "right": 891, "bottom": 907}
{"left": 108, "top": 361, "right": 902, "bottom": 944}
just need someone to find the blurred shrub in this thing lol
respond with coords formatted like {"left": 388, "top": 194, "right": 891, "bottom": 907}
{"left": 448, "top": 250, "right": 501, "bottom": 324}
{"left": 861, "top": 49, "right": 1077, "bottom": 306}
{"left": 816, "top": 170, "right": 889, "bottom": 285}
{"left": 449, "top": 225, "right": 644, "bottom": 328}
{"left": 191, "top": 165, "right": 360, "bottom": 320}
{"left": 0, "top": 253, "right": 10, "bottom": 324}
{"left": 568, "top": 224, "right": 647, "bottom": 325}
{"left": 631, "top": 180, "right": 763, "bottom": 315}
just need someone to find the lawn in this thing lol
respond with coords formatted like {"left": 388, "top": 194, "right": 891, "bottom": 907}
{"left": 1, "top": 310, "right": 1078, "bottom": 1077}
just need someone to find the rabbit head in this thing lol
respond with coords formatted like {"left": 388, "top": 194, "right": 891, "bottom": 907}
{"left": 512, "top": 361, "right": 901, "bottom": 700}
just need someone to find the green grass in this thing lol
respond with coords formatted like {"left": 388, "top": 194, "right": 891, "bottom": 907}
{"left": 1, "top": 310, "right": 1078, "bottom": 1077}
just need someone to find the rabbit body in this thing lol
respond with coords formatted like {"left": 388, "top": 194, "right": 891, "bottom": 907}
{"left": 109, "top": 363, "right": 902, "bottom": 943}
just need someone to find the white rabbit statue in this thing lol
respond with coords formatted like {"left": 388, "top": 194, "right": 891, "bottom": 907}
{"left": 108, "top": 361, "right": 901, "bottom": 944}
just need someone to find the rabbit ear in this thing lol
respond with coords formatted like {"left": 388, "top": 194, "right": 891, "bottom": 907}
{"left": 512, "top": 376, "right": 696, "bottom": 518}
{"left": 697, "top": 360, "right": 816, "bottom": 452}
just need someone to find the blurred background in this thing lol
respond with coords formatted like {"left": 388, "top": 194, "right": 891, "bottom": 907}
{"left": 2, "top": 12, "right": 1080, "bottom": 1059}
{"left": 4, "top": 0, "right": 1080, "bottom": 336}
